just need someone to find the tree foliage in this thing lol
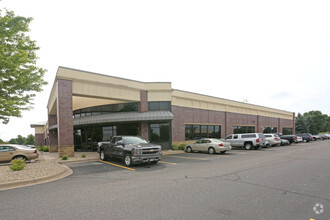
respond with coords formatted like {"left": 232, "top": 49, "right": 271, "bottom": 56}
{"left": 295, "top": 111, "right": 330, "bottom": 134}
{"left": 0, "top": 9, "right": 47, "bottom": 124}
{"left": 7, "top": 134, "right": 35, "bottom": 145}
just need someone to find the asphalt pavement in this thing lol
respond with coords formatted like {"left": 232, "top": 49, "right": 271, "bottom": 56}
{"left": 0, "top": 141, "right": 329, "bottom": 220}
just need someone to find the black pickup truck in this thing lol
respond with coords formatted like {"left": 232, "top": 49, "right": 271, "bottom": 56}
{"left": 97, "top": 136, "right": 162, "bottom": 166}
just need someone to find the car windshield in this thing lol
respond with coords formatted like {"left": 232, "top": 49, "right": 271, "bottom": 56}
{"left": 123, "top": 137, "right": 148, "bottom": 145}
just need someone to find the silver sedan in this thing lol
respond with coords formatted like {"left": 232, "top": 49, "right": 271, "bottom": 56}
{"left": 184, "top": 138, "right": 232, "bottom": 154}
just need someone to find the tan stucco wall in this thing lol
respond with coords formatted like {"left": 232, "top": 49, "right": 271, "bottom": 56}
{"left": 172, "top": 90, "right": 293, "bottom": 120}
{"left": 47, "top": 67, "right": 294, "bottom": 120}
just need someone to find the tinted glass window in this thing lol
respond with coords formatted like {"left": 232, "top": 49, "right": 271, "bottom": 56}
{"left": 283, "top": 128, "right": 293, "bottom": 135}
{"left": 242, "top": 134, "right": 256, "bottom": 138}
{"left": 234, "top": 126, "right": 255, "bottom": 134}
{"left": 73, "top": 102, "right": 138, "bottom": 118}
{"left": 148, "top": 102, "right": 171, "bottom": 111}
{"left": 185, "top": 124, "right": 221, "bottom": 140}
{"left": 0, "top": 146, "right": 15, "bottom": 152}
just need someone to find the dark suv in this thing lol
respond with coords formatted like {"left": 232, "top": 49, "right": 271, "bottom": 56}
{"left": 295, "top": 133, "right": 313, "bottom": 142}
{"left": 97, "top": 136, "right": 162, "bottom": 166}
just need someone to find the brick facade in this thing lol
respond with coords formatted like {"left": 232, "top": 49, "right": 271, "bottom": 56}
{"left": 35, "top": 134, "right": 44, "bottom": 147}
{"left": 48, "top": 115, "right": 58, "bottom": 152}
{"left": 172, "top": 105, "right": 295, "bottom": 143}
{"left": 56, "top": 79, "right": 74, "bottom": 157}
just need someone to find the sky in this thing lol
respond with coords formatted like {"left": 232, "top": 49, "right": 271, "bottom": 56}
{"left": 0, "top": 0, "right": 330, "bottom": 141}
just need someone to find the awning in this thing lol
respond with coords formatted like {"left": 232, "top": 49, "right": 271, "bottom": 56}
{"left": 48, "top": 111, "right": 173, "bottom": 130}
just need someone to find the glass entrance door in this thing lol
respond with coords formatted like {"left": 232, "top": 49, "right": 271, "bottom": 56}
{"left": 149, "top": 122, "right": 171, "bottom": 150}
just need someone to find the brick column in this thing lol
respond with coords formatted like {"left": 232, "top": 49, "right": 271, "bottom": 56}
{"left": 292, "top": 113, "right": 295, "bottom": 134}
{"left": 139, "top": 90, "right": 149, "bottom": 140}
{"left": 140, "top": 122, "right": 149, "bottom": 141}
{"left": 57, "top": 79, "right": 74, "bottom": 157}
{"left": 48, "top": 114, "right": 58, "bottom": 152}
{"left": 139, "top": 90, "right": 148, "bottom": 113}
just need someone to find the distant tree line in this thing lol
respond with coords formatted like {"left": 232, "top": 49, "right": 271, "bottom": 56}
{"left": 0, "top": 134, "right": 35, "bottom": 145}
{"left": 295, "top": 111, "right": 330, "bottom": 134}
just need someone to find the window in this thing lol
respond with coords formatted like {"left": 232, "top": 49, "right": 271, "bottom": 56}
{"left": 233, "top": 126, "right": 255, "bottom": 134}
{"left": 185, "top": 124, "right": 221, "bottom": 140}
{"left": 233, "top": 135, "right": 238, "bottom": 139}
{"left": 263, "top": 127, "right": 277, "bottom": 134}
{"left": 102, "top": 126, "right": 117, "bottom": 141}
{"left": 282, "top": 128, "right": 293, "bottom": 135}
{"left": 73, "top": 102, "right": 138, "bottom": 118}
{"left": 201, "top": 125, "right": 207, "bottom": 138}
{"left": 148, "top": 101, "right": 171, "bottom": 111}
{"left": 0, "top": 146, "right": 15, "bottom": 152}
{"left": 149, "top": 122, "right": 170, "bottom": 143}
{"left": 242, "top": 134, "right": 256, "bottom": 138}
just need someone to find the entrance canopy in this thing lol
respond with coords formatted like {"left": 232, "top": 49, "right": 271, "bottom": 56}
{"left": 48, "top": 111, "right": 173, "bottom": 130}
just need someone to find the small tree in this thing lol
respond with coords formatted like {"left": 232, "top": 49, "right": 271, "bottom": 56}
{"left": 0, "top": 9, "right": 47, "bottom": 124}
{"left": 25, "top": 134, "right": 35, "bottom": 145}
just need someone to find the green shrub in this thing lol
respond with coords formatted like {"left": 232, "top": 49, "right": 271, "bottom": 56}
{"left": 178, "top": 143, "right": 186, "bottom": 150}
{"left": 172, "top": 143, "right": 186, "bottom": 150}
{"left": 37, "top": 146, "right": 42, "bottom": 151}
{"left": 81, "top": 153, "right": 86, "bottom": 158}
{"left": 62, "top": 155, "right": 68, "bottom": 160}
{"left": 42, "top": 146, "right": 49, "bottom": 152}
{"left": 10, "top": 159, "right": 26, "bottom": 171}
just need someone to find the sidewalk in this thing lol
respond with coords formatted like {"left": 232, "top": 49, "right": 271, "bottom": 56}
{"left": 0, "top": 150, "right": 182, "bottom": 191}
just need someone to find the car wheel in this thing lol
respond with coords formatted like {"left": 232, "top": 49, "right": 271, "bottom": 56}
{"left": 186, "top": 146, "right": 192, "bottom": 153}
{"left": 13, "top": 156, "right": 27, "bottom": 161}
{"left": 208, "top": 147, "right": 215, "bottom": 154}
{"left": 244, "top": 143, "right": 252, "bottom": 150}
{"left": 100, "top": 150, "right": 106, "bottom": 161}
{"left": 124, "top": 154, "right": 133, "bottom": 167}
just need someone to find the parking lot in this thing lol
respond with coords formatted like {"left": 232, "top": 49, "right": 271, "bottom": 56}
{"left": 1, "top": 140, "right": 329, "bottom": 220}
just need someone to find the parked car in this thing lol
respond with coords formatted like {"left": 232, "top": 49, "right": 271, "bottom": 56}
{"left": 280, "top": 139, "right": 290, "bottom": 146}
{"left": 24, "top": 145, "right": 36, "bottom": 149}
{"left": 295, "top": 133, "right": 313, "bottom": 142}
{"left": 295, "top": 136, "right": 303, "bottom": 143}
{"left": 319, "top": 134, "right": 329, "bottom": 140}
{"left": 263, "top": 134, "right": 281, "bottom": 146}
{"left": 184, "top": 138, "right": 232, "bottom": 154}
{"left": 263, "top": 140, "right": 272, "bottom": 148}
{"left": 97, "top": 136, "right": 162, "bottom": 166}
{"left": 279, "top": 135, "right": 297, "bottom": 144}
{"left": 224, "top": 133, "right": 266, "bottom": 150}
{"left": 0, "top": 144, "right": 39, "bottom": 163}
{"left": 312, "top": 135, "right": 321, "bottom": 141}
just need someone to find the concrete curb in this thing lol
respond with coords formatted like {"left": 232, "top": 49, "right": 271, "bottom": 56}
{"left": 0, "top": 163, "right": 73, "bottom": 191}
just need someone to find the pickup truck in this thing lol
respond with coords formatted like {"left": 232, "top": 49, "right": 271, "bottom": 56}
{"left": 97, "top": 136, "right": 162, "bottom": 166}
{"left": 223, "top": 133, "right": 266, "bottom": 150}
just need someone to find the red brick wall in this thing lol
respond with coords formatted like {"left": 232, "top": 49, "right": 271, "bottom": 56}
{"left": 172, "top": 105, "right": 295, "bottom": 142}
{"left": 171, "top": 106, "right": 226, "bottom": 142}
{"left": 35, "top": 134, "right": 44, "bottom": 147}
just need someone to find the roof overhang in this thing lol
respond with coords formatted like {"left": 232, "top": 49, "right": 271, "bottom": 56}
{"left": 48, "top": 111, "right": 173, "bottom": 130}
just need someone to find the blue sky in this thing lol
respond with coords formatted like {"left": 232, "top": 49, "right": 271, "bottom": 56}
{"left": 1, "top": 0, "right": 330, "bottom": 140}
